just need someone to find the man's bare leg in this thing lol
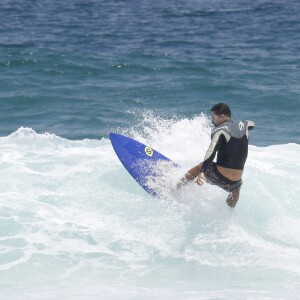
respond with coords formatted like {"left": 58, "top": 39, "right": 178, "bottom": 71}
{"left": 176, "top": 163, "right": 202, "bottom": 189}
{"left": 226, "top": 188, "right": 240, "bottom": 208}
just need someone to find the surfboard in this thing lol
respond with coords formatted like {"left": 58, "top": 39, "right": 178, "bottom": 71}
{"left": 109, "top": 133, "right": 177, "bottom": 196}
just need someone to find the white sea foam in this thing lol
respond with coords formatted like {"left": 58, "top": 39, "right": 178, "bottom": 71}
{"left": 0, "top": 115, "right": 299, "bottom": 299}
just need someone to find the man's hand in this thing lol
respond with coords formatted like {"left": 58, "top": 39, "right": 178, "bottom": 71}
{"left": 196, "top": 172, "right": 206, "bottom": 185}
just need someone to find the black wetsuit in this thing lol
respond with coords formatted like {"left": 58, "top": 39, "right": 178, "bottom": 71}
{"left": 200, "top": 119, "right": 255, "bottom": 173}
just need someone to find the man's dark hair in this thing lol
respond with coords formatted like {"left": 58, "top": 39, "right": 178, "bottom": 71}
{"left": 211, "top": 103, "right": 231, "bottom": 117}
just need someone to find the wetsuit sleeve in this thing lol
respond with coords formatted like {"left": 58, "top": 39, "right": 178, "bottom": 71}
{"left": 200, "top": 131, "right": 223, "bottom": 173}
{"left": 247, "top": 120, "right": 255, "bottom": 130}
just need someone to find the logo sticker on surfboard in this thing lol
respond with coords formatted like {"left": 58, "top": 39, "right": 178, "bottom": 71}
{"left": 145, "top": 146, "right": 153, "bottom": 157}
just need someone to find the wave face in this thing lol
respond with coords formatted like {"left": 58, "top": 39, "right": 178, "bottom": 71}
{"left": 0, "top": 116, "right": 299, "bottom": 299}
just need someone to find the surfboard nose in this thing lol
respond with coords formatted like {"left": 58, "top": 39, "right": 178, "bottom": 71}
{"left": 109, "top": 132, "right": 119, "bottom": 141}
{"left": 109, "top": 132, "right": 127, "bottom": 147}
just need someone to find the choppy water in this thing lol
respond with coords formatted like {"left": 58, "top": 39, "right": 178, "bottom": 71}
{"left": 1, "top": 117, "right": 300, "bottom": 299}
{"left": 1, "top": 0, "right": 300, "bottom": 145}
{"left": 1, "top": 0, "right": 300, "bottom": 299}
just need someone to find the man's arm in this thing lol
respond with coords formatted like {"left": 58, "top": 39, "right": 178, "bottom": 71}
{"left": 196, "top": 131, "right": 222, "bottom": 185}
{"left": 200, "top": 131, "right": 223, "bottom": 173}
{"left": 196, "top": 131, "right": 223, "bottom": 186}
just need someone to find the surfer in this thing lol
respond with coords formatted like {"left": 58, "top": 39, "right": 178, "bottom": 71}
{"left": 178, "top": 103, "right": 255, "bottom": 207}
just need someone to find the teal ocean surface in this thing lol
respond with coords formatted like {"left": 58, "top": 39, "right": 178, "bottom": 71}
{"left": 1, "top": 1, "right": 300, "bottom": 299}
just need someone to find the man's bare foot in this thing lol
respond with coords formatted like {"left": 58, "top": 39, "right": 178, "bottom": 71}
{"left": 226, "top": 189, "right": 240, "bottom": 208}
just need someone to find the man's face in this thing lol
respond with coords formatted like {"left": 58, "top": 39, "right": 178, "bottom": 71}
{"left": 211, "top": 112, "right": 225, "bottom": 127}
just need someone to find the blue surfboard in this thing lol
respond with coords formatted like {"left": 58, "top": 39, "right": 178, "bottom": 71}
{"left": 110, "top": 133, "right": 177, "bottom": 196}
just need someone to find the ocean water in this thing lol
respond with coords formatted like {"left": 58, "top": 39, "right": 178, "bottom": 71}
{"left": 1, "top": 0, "right": 300, "bottom": 299}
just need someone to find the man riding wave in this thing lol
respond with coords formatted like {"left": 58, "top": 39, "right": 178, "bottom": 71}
{"left": 178, "top": 103, "right": 255, "bottom": 208}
